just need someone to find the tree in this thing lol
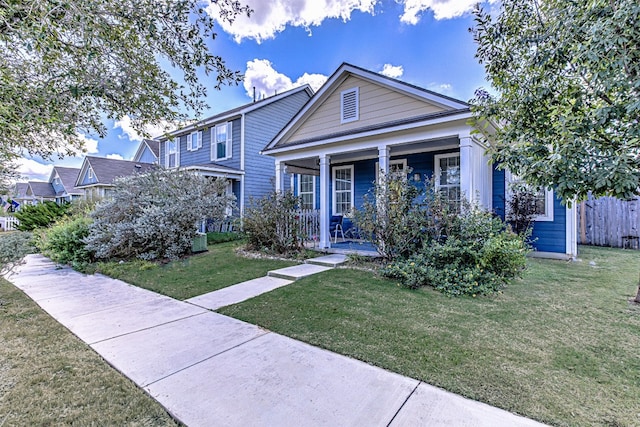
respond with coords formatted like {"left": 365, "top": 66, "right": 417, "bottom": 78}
{"left": 471, "top": 0, "right": 640, "bottom": 201}
{"left": 0, "top": 0, "right": 250, "bottom": 160}
{"left": 84, "top": 168, "right": 235, "bottom": 261}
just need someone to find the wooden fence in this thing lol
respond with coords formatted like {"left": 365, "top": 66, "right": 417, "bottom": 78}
{"left": 578, "top": 195, "right": 640, "bottom": 249}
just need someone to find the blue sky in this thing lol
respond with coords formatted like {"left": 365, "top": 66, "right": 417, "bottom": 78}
{"left": 18, "top": 0, "right": 496, "bottom": 181}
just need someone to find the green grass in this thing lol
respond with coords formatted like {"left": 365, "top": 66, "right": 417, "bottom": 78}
{"left": 218, "top": 246, "right": 640, "bottom": 427}
{"left": 0, "top": 278, "right": 177, "bottom": 426}
{"left": 97, "top": 241, "right": 298, "bottom": 300}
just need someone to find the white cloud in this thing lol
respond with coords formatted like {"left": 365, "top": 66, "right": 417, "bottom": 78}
{"left": 208, "top": 0, "right": 378, "bottom": 43}
{"left": 114, "top": 115, "right": 173, "bottom": 142}
{"left": 398, "top": 0, "right": 480, "bottom": 23}
{"left": 15, "top": 158, "right": 53, "bottom": 182}
{"left": 106, "top": 153, "right": 124, "bottom": 160}
{"left": 427, "top": 82, "right": 454, "bottom": 94}
{"left": 243, "top": 59, "right": 328, "bottom": 100}
{"left": 380, "top": 64, "right": 404, "bottom": 78}
{"left": 74, "top": 133, "right": 99, "bottom": 155}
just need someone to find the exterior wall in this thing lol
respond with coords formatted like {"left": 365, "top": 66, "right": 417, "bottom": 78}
{"left": 289, "top": 75, "right": 446, "bottom": 143}
{"left": 137, "top": 146, "right": 157, "bottom": 164}
{"left": 51, "top": 178, "right": 65, "bottom": 195}
{"left": 492, "top": 167, "right": 567, "bottom": 253}
{"left": 79, "top": 168, "right": 98, "bottom": 186}
{"left": 243, "top": 90, "right": 311, "bottom": 207}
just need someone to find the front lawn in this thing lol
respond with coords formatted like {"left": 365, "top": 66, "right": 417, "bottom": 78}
{"left": 218, "top": 246, "right": 640, "bottom": 427}
{"left": 97, "top": 241, "right": 298, "bottom": 300}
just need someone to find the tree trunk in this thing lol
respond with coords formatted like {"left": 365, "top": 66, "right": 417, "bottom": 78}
{"left": 635, "top": 273, "right": 640, "bottom": 304}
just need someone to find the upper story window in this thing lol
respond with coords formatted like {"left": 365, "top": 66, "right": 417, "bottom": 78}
{"left": 506, "top": 171, "right": 554, "bottom": 222}
{"left": 87, "top": 167, "right": 94, "bottom": 180}
{"left": 340, "top": 87, "right": 359, "bottom": 124}
{"left": 434, "top": 153, "right": 461, "bottom": 210}
{"left": 333, "top": 165, "right": 354, "bottom": 216}
{"left": 211, "top": 122, "right": 232, "bottom": 161}
{"left": 298, "top": 174, "right": 316, "bottom": 210}
{"left": 166, "top": 137, "right": 179, "bottom": 168}
{"left": 187, "top": 131, "right": 202, "bottom": 151}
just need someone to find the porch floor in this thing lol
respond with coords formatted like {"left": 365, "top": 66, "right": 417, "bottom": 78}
{"left": 309, "top": 240, "right": 379, "bottom": 257}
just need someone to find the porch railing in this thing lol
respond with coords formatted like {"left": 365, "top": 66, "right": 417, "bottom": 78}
{"left": 296, "top": 209, "right": 320, "bottom": 244}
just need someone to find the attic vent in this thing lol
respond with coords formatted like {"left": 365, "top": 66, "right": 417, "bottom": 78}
{"left": 340, "top": 87, "right": 359, "bottom": 124}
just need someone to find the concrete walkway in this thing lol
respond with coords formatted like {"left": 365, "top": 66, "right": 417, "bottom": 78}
{"left": 5, "top": 254, "right": 546, "bottom": 427}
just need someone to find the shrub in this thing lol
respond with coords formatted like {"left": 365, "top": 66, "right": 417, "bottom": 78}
{"left": 381, "top": 208, "right": 529, "bottom": 296}
{"left": 37, "top": 216, "right": 93, "bottom": 271}
{"left": 14, "top": 201, "right": 71, "bottom": 231}
{"left": 0, "top": 231, "right": 34, "bottom": 272}
{"left": 84, "top": 168, "right": 235, "bottom": 261}
{"left": 243, "top": 190, "right": 303, "bottom": 255}
{"left": 206, "top": 231, "right": 242, "bottom": 245}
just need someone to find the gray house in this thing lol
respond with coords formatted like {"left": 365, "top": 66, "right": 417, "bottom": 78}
{"left": 49, "top": 166, "right": 83, "bottom": 204}
{"left": 75, "top": 156, "right": 156, "bottom": 200}
{"left": 133, "top": 139, "right": 160, "bottom": 164}
{"left": 158, "top": 85, "right": 314, "bottom": 217}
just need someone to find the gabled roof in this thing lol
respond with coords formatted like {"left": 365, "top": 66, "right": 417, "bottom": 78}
{"left": 13, "top": 182, "right": 29, "bottom": 199}
{"left": 27, "top": 181, "right": 56, "bottom": 198}
{"left": 158, "top": 84, "right": 314, "bottom": 141}
{"left": 263, "top": 62, "right": 471, "bottom": 153}
{"left": 133, "top": 139, "right": 160, "bottom": 162}
{"left": 49, "top": 166, "right": 82, "bottom": 196}
{"left": 75, "top": 156, "right": 156, "bottom": 188}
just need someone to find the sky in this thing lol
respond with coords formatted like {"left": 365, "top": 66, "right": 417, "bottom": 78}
{"left": 17, "top": 0, "right": 497, "bottom": 182}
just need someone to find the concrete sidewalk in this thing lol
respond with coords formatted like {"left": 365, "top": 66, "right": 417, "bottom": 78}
{"left": 5, "top": 255, "right": 546, "bottom": 427}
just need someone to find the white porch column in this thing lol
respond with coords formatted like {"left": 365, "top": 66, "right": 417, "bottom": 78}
{"left": 378, "top": 145, "right": 390, "bottom": 184}
{"left": 459, "top": 134, "right": 473, "bottom": 205}
{"left": 319, "top": 154, "right": 331, "bottom": 249}
{"left": 275, "top": 160, "right": 284, "bottom": 193}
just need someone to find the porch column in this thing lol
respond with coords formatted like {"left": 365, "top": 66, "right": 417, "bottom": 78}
{"left": 275, "top": 160, "right": 284, "bottom": 193}
{"left": 378, "top": 145, "right": 390, "bottom": 184}
{"left": 459, "top": 134, "right": 473, "bottom": 205}
{"left": 319, "top": 154, "right": 330, "bottom": 249}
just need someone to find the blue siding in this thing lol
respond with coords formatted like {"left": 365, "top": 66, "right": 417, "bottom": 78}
{"left": 51, "top": 179, "right": 65, "bottom": 195}
{"left": 137, "top": 146, "right": 157, "bottom": 164}
{"left": 80, "top": 168, "right": 97, "bottom": 185}
{"left": 491, "top": 166, "right": 566, "bottom": 253}
{"left": 243, "top": 90, "right": 312, "bottom": 205}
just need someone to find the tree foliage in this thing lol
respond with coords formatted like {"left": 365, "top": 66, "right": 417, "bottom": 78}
{"left": 0, "top": 0, "right": 250, "bottom": 160}
{"left": 84, "top": 168, "right": 235, "bottom": 261}
{"left": 14, "top": 201, "right": 71, "bottom": 231}
{"left": 471, "top": 0, "right": 640, "bottom": 201}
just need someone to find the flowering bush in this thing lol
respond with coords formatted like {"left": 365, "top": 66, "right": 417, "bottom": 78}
{"left": 85, "top": 168, "right": 235, "bottom": 261}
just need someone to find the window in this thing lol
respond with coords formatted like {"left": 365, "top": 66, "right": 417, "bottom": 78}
{"left": 87, "top": 167, "right": 94, "bottom": 180}
{"left": 166, "top": 138, "right": 179, "bottom": 168}
{"left": 211, "top": 122, "right": 232, "bottom": 161}
{"left": 434, "top": 153, "right": 461, "bottom": 208}
{"left": 187, "top": 131, "right": 202, "bottom": 151}
{"left": 298, "top": 174, "right": 316, "bottom": 210}
{"left": 333, "top": 165, "right": 354, "bottom": 216}
{"left": 340, "top": 87, "right": 359, "bottom": 123}
{"left": 506, "top": 171, "right": 554, "bottom": 221}
{"left": 375, "top": 159, "right": 408, "bottom": 182}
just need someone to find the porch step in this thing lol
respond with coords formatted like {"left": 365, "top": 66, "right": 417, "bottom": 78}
{"left": 306, "top": 254, "right": 348, "bottom": 268}
{"left": 268, "top": 264, "right": 332, "bottom": 281}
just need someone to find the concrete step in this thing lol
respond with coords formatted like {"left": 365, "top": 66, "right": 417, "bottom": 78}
{"left": 268, "top": 264, "right": 332, "bottom": 281}
{"left": 306, "top": 254, "right": 348, "bottom": 267}
{"left": 186, "top": 276, "right": 293, "bottom": 311}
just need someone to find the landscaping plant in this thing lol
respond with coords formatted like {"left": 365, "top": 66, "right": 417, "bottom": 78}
{"left": 0, "top": 231, "right": 33, "bottom": 272}
{"left": 14, "top": 201, "right": 71, "bottom": 231}
{"left": 85, "top": 168, "right": 235, "bottom": 261}
{"left": 36, "top": 216, "right": 93, "bottom": 271}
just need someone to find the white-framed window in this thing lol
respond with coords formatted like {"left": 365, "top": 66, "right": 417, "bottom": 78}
{"left": 87, "top": 167, "right": 94, "bottom": 180}
{"left": 332, "top": 165, "right": 354, "bottom": 216}
{"left": 166, "top": 137, "right": 179, "bottom": 168}
{"left": 187, "top": 131, "right": 202, "bottom": 151}
{"left": 211, "top": 122, "right": 232, "bottom": 161}
{"left": 375, "top": 159, "right": 408, "bottom": 182}
{"left": 434, "top": 153, "right": 461, "bottom": 208}
{"left": 298, "top": 174, "right": 316, "bottom": 210}
{"left": 505, "top": 171, "right": 554, "bottom": 221}
{"left": 340, "top": 87, "right": 359, "bottom": 124}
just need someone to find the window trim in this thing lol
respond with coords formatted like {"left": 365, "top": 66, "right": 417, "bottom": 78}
{"left": 187, "top": 130, "right": 202, "bottom": 151}
{"left": 165, "top": 137, "right": 180, "bottom": 168}
{"left": 505, "top": 171, "right": 554, "bottom": 222}
{"left": 434, "top": 152, "right": 461, "bottom": 206}
{"left": 298, "top": 174, "right": 316, "bottom": 210}
{"left": 340, "top": 87, "right": 359, "bottom": 124}
{"left": 332, "top": 165, "right": 354, "bottom": 216}
{"left": 375, "top": 158, "right": 408, "bottom": 182}
{"left": 211, "top": 122, "right": 233, "bottom": 161}
{"left": 87, "top": 167, "right": 94, "bottom": 180}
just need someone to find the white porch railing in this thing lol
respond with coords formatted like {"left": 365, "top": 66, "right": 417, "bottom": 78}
{"left": 0, "top": 216, "right": 19, "bottom": 231}
{"left": 296, "top": 209, "right": 320, "bottom": 244}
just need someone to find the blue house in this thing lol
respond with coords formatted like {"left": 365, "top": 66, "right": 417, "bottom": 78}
{"left": 49, "top": 166, "right": 83, "bottom": 204}
{"left": 263, "top": 63, "right": 577, "bottom": 259}
{"left": 75, "top": 156, "right": 156, "bottom": 200}
{"left": 133, "top": 139, "right": 160, "bottom": 164}
{"left": 157, "top": 85, "right": 313, "bottom": 217}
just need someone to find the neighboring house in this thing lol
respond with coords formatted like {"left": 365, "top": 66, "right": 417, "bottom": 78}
{"left": 11, "top": 182, "right": 32, "bottom": 209}
{"left": 157, "top": 85, "right": 314, "bottom": 217}
{"left": 49, "top": 166, "right": 83, "bottom": 204}
{"left": 263, "top": 63, "right": 577, "bottom": 259}
{"left": 75, "top": 156, "right": 156, "bottom": 200}
{"left": 133, "top": 139, "right": 160, "bottom": 164}
{"left": 26, "top": 181, "right": 57, "bottom": 204}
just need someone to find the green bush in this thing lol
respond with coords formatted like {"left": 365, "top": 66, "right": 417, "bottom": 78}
{"left": 206, "top": 231, "right": 242, "bottom": 245}
{"left": 381, "top": 209, "right": 529, "bottom": 296}
{"left": 37, "top": 216, "right": 93, "bottom": 271}
{"left": 0, "top": 231, "right": 34, "bottom": 272}
{"left": 14, "top": 201, "right": 71, "bottom": 231}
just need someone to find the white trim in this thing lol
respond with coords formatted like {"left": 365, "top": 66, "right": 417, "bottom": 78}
{"left": 187, "top": 131, "right": 202, "bottom": 151}
{"left": 434, "top": 152, "right": 461, "bottom": 193}
{"left": 87, "top": 167, "right": 94, "bottom": 180}
{"left": 375, "top": 158, "right": 407, "bottom": 181}
{"left": 505, "top": 171, "right": 554, "bottom": 222}
{"left": 565, "top": 202, "right": 578, "bottom": 258}
{"left": 340, "top": 87, "right": 359, "bottom": 124}
{"left": 332, "top": 165, "right": 354, "bottom": 216}
{"left": 165, "top": 138, "right": 179, "bottom": 168}
{"left": 298, "top": 174, "right": 316, "bottom": 210}
{"left": 211, "top": 122, "right": 232, "bottom": 161}
{"left": 240, "top": 113, "right": 245, "bottom": 217}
